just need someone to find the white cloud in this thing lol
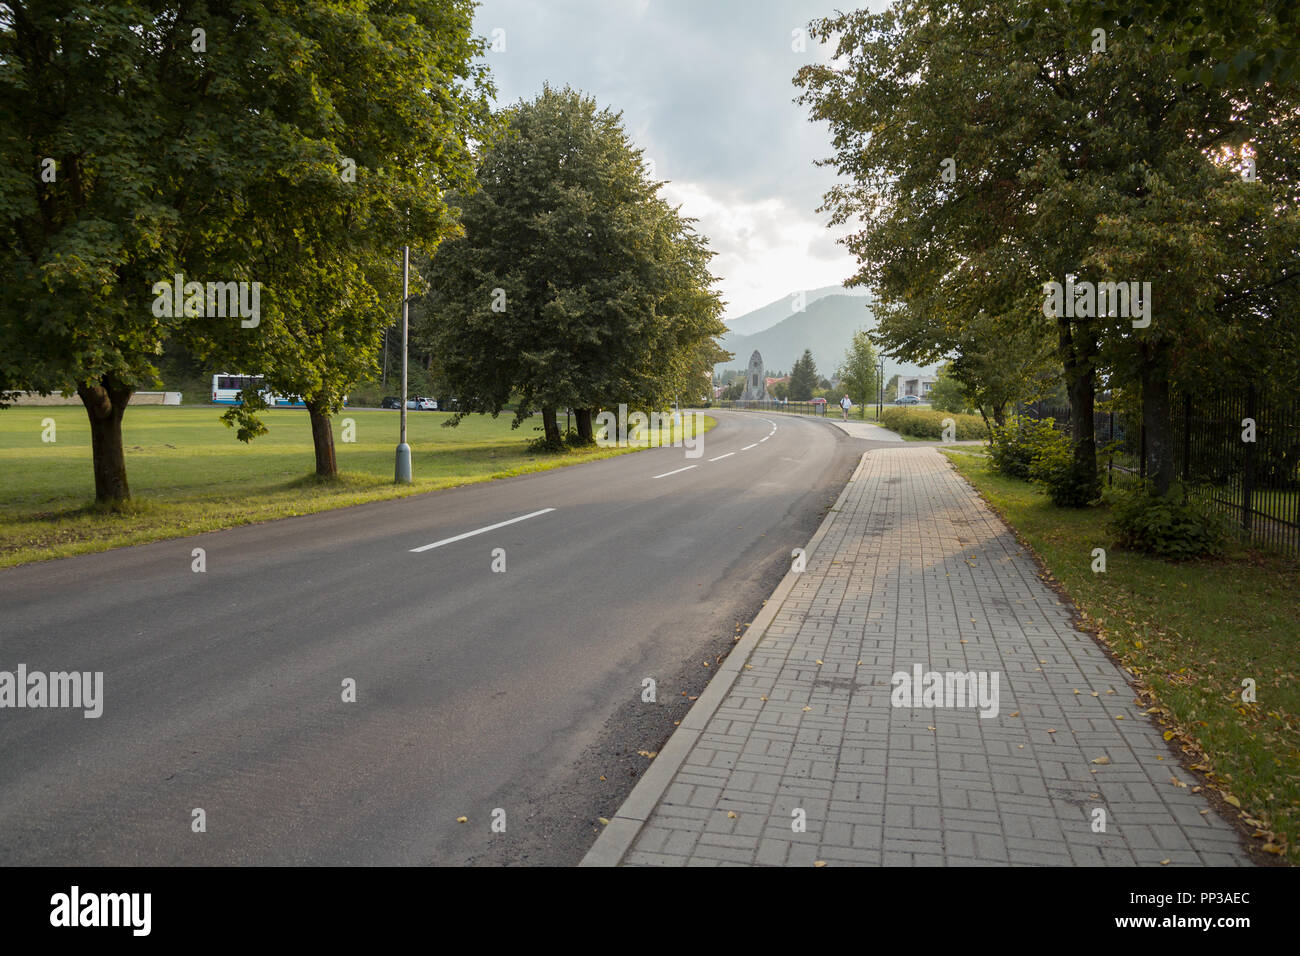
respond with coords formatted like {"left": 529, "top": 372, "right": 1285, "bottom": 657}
{"left": 661, "top": 180, "right": 857, "bottom": 318}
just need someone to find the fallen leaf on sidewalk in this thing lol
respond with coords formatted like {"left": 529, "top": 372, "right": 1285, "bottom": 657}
{"left": 1159, "top": 859, "right": 1171, "bottom": 865}
{"left": 802, "top": 706, "right": 812, "bottom": 712}
{"left": 727, "top": 811, "right": 737, "bottom": 818}
{"left": 1170, "top": 776, "right": 1186, "bottom": 788}
{"left": 813, "top": 861, "right": 827, "bottom": 867}
{"left": 456, "top": 816, "right": 468, "bottom": 823}
{"left": 1091, "top": 756, "right": 1111, "bottom": 765}
{"left": 1047, "top": 728, "right": 1057, "bottom": 733}
{"left": 637, "top": 750, "right": 658, "bottom": 759}
{"left": 1009, "top": 711, "right": 1020, "bottom": 717}
{"left": 598, "top": 818, "right": 610, "bottom": 826}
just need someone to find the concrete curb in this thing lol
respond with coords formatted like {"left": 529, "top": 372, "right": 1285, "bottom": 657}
{"left": 578, "top": 449, "right": 873, "bottom": 867}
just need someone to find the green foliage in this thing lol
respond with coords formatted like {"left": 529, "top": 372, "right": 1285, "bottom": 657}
{"left": 220, "top": 390, "right": 270, "bottom": 444}
{"left": 787, "top": 350, "right": 818, "bottom": 401}
{"left": 1029, "top": 434, "right": 1103, "bottom": 508}
{"left": 1108, "top": 484, "right": 1231, "bottom": 559}
{"left": 879, "top": 407, "right": 984, "bottom": 440}
{"left": 988, "top": 416, "right": 1100, "bottom": 506}
{"left": 0, "top": 0, "right": 493, "bottom": 490}
{"left": 988, "top": 418, "right": 1066, "bottom": 481}
{"left": 926, "top": 363, "right": 971, "bottom": 415}
{"left": 420, "top": 85, "right": 726, "bottom": 425}
{"left": 836, "top": 329, "right": 879, "bottom": 412}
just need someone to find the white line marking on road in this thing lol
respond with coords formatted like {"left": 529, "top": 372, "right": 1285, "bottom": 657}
{"left": 709, "top": 452, "right": 735, "bottom": 462}
{"left": 410, "top": 508, "right": 556, "bottom": 553}
{"left": 653, "top": 465, "right": 697, "bottom": 479}
{"left": 760, "top": 436, "right": 769, "bottom": 442}
{"left": 741, "top": 443, "right": 757, "bottom": 450}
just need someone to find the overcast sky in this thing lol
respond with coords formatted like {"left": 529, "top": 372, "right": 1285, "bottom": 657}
{"left": 471, "top": 0, "right": 889, "bottom": 322}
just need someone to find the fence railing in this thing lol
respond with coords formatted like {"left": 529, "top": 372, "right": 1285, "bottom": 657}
{"left": 1020, "top": 387, "right": 1300, "bottom": 557}
{"left": 712, "top": 399, "right": 829, "bottom": 417}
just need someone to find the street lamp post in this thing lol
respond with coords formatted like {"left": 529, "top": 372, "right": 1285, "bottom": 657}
{"left": 394, "top": 245, "right": 412, "bottom": 483}
{"left": 877, "top": 357, "right": 885, "bottom": 421}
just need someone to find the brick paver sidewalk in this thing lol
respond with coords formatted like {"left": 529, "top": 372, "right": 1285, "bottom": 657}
{"left": 606, "top": 447, "right": 1250, "bottom": 866}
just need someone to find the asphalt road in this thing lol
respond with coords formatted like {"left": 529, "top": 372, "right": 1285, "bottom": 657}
{"left": 0, "top": 410, "right": 870, "bottom": 865}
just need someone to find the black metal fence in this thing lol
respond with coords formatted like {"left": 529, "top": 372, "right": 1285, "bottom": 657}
{"left": 1021, "top": 387, "right": 1300, "bottom": 557}
{"left": 712, "top": 399, "right": 830, "bottom": 417}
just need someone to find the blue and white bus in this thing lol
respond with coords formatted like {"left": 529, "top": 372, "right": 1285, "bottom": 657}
{"left": 210, "top": 374, "right": 307, "bottom": 408}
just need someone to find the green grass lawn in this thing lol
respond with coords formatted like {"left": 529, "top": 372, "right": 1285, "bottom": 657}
{"left": 944, "top": 447, "right": 1300, "bottom": 864}
{"left": 0, "top": 406, "right": 714, "bottom": 568}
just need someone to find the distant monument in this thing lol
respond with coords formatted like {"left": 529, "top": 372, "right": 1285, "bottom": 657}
{"left": 740, "top": 350, "right": 767, "bottom": 401}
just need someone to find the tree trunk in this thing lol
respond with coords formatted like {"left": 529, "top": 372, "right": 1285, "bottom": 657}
{"left": 306, "top": 399, "right": 337, "bottom": 477}
{"left": 1059, "top": 318, "right": 1099, "bottom": 488}
{"left": 77, "top": 375, "right": 133, "bottom": 504}
{"left": 541, "top": 405, "right": 560, "bottom": 445}
{"left": 1140, "top": 348, "right": 1175, "bottom": 496}
{"left": 575, "top": 408, "right": 594, "bottom": 443}
{"left": 991, "top": 403, "right": 1007, "bottom": 428}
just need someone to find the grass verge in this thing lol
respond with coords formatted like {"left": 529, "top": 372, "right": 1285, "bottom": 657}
{"left": 943, "top": 447, "right": 1299, "bottom": 864}
{"left": 0, "top": 406, "right": 714, "bottom": 568}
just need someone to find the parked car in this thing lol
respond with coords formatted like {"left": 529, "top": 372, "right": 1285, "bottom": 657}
{"left": 406, "top": 397, "right": 437, "bottom": 411}
{"left": 896, "top": 395, "right": 921, "bottom": 405}
{"left": 381, "top": 396, "right": 401, "bottom": 409}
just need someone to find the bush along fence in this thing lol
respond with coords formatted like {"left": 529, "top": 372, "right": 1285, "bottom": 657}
{"left": 1020, "top": 386, "right": 1300, "bottom": 557}
{"left": 712, "top": 399, "right": 829, "bottom": 417}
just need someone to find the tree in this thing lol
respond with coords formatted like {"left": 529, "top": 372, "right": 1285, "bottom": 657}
{"left": 787, "top": 349, "right": 818, "bottom": 401}
{"left": 420, "top": 86, "right": 727, "bottom": 446}
{"left": 0, "top": 1, "right": 491, "bottom": 497}
{"left": 837, "top": 329, "right": 879, "bottom": 418}
{"left": 1061, "top": 0, "right": 1299, "bottom": 86}
{"left": 884, "top": 374, "right": 899, "bottom": 404}
{"left": 796, "top": 0, "right": 1297, "bottom": 501}
{"left": 927, "top": 363, "right": 971, "bottom": 415}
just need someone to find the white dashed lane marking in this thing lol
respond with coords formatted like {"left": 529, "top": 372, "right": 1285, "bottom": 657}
{"left": 709, "top": 452, "right": 735, "bottom": 462}
{"left": 411, "top": 508, "right": 556, "bottom": 553}
{"left": 653, "top": 465, "right": 698, "bottom": 479}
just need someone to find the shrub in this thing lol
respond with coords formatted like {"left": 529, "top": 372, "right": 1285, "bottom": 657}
{"left": 988, "top": 416, "right": 1100, "bottom": 506}
{"left": 987, "top": 417, "right": 1064, "bottom": 480}
{"left": 1107, "top": 484, "right": 1231, "bottom": 559}
{"left": 1030, "top": 437, "right": 1102, "bottom": 507}
{"left": 879, "top": 407, "right": 985, "bottom": 440}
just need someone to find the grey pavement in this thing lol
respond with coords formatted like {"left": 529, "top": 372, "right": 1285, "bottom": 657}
{"left": 826, "top": 417, "right": 906, "bottom": 442}
{"left": 585, "top": 445, "right": 1252, "bottom": 867}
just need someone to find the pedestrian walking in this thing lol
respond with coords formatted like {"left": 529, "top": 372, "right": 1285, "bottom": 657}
{"left": 840, "top": 394, "right": 851, "bottom": 421}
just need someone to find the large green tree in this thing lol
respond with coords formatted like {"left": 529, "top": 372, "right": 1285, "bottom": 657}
{"left": 796, "top": 0, "right": 1299, "bottom": 499}
{"left": 419, "top": 86, "right": 727, "bottom": 445}
{"left": 0, "top": 1, "right": 489, "bottom": 498}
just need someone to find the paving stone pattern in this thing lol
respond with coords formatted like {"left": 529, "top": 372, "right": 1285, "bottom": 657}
{"left": 624, "top": 447, "right": 1250, "bottom": 867}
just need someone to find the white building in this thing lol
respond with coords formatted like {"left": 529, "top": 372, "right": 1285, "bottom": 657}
{"left": 899, "top": 375, "right": 937, "bottom": 399}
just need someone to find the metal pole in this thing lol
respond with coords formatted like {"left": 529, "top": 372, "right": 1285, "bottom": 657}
{"left": 395, "top": 246, "right": 412, "bottom": 483}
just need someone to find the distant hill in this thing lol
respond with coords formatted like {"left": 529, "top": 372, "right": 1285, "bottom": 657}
{"left": 723, "top": 284, "right": 870, "bottom": 337}
{"left": 718, "top": 294, "right": 877, "bottom": 376}
{"left": 714, "top": 293, "right": 939, "bottom": 382}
